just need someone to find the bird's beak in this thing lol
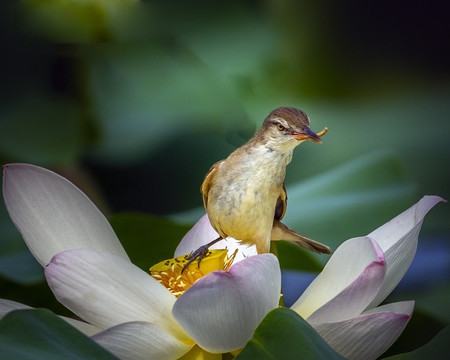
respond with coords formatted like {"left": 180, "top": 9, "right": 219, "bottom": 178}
{"left": 291, "top": 128, "right": 322, "bottom": 143}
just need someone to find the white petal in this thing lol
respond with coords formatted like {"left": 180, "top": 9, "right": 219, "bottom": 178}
{"left": 292, "top": 237, "right": 385, "bottom": 321}
{"left": 0, "top": 299, "right": 31, "bottom": 318}
{"left": 0, "top": 298, "right": 101, "bottom": 335}
{"left": 2, "top": 164, "right": 129, "bottom": 266}
{"left": 367, "top": 195, "right": 445, "bottom": 307}
{"left": 63, "top": 318, "right": 103, "bottom": 336}
{"left": 172, "top": 254, "right": 281, "bottom": 353}
{"left": 174, "top": 214, "right": 257, "bottom": 262}
{"left": 45, "top": 249, "right": 189, "bottom": 343}
{"left": 313, "top": 301, "right": 414, "bottom": 360}
{"left": 219, "top": 238, "right": 258, "bottom": 263}
{"left": 92, "top": 321, "right": 192, "bottom": 360}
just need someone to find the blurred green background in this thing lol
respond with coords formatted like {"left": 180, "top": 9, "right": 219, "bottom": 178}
{"left": 0, "top": 0, "right": 449, "bottom": 357}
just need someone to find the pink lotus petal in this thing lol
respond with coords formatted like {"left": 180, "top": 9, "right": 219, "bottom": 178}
{"left": 92, "top": 321, "right": 193, "bottom": 360}
{"left": 172, "top": 254, "right": 280, "bottom": 353}
{"left": 313, "top": 301, "right": 414, "bottom": 360}
{"left": 367, "top": 195, "right": 445, "bottom": 307}
{"left": 292, "top": 237, "right": 385, "bottom": 321}
{"left": 2, "top": 164, "right": 129, "bottom": 266}
{"left": 45, "top": 249, "right": 189, "bottom": 343}
{"left": 174, "top": 214, "right": 220, "bottom": 256}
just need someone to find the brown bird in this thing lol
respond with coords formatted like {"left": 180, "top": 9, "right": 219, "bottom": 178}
{"left": 184, "top": 106, "right": 331, "bottom": 269}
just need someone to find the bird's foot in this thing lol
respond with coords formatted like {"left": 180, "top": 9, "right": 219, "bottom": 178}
{"left": 182, "top": 245, "right": 210, "bottom": 273}
{"left": 181, "top": 236, "right": 223, "bottom": 273}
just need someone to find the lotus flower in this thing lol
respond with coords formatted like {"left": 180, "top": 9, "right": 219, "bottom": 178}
{"left": 178, "top": 197, "right": 445, "bottom": 360}
{"left": 1, "top": 163, "right": 444, "bottom": 359}
{"left": 1, "top": 164, "right": 281, "bottom": 359}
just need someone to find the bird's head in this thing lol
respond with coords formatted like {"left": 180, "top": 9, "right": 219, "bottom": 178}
{"left": 257, "top": 107, "right": 327, "bottom": 152}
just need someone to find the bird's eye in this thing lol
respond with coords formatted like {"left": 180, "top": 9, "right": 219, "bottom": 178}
{"left": 277, "top": 123, "right": 285, "bottom": 131}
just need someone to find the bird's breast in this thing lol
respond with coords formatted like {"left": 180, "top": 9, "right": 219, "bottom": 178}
{"left": 206, "top": 146, "right": 290, "bottom": 243}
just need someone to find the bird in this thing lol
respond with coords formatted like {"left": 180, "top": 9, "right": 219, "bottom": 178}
{"left": 184, "top": 106, "right": 331, "bottom": 270}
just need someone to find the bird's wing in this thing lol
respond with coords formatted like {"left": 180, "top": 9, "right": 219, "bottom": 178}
{"left": 200, "top": 160, "right": 224, "bottom": 209}
{"left": 274, "top": 183, "right": 288, "bottom": 221}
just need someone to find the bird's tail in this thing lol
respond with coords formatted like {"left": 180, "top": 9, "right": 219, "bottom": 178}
{"left": 271, "top": 219, "right": 332, "bottom": 254}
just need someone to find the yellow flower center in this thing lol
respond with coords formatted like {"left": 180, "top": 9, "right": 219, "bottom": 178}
{"left": 150, "top": 249, "right": 237, "bottom": 297}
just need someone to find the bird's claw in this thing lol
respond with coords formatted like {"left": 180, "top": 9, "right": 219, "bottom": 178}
{"left": 182, "top": 245, "right": 209, "bottom": 273}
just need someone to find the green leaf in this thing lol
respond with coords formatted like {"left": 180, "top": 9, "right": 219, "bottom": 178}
{"left": 236, "top": 308, "right": 345, "bottom": 360}
{"left": 383, "top": 326, "right": 450, "bottom": 360}
{"left": 109, "top": 212, "right": 191, "bottom": 270}
{"left": 0, "top": 309, "right": 118, "bottom": 360}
